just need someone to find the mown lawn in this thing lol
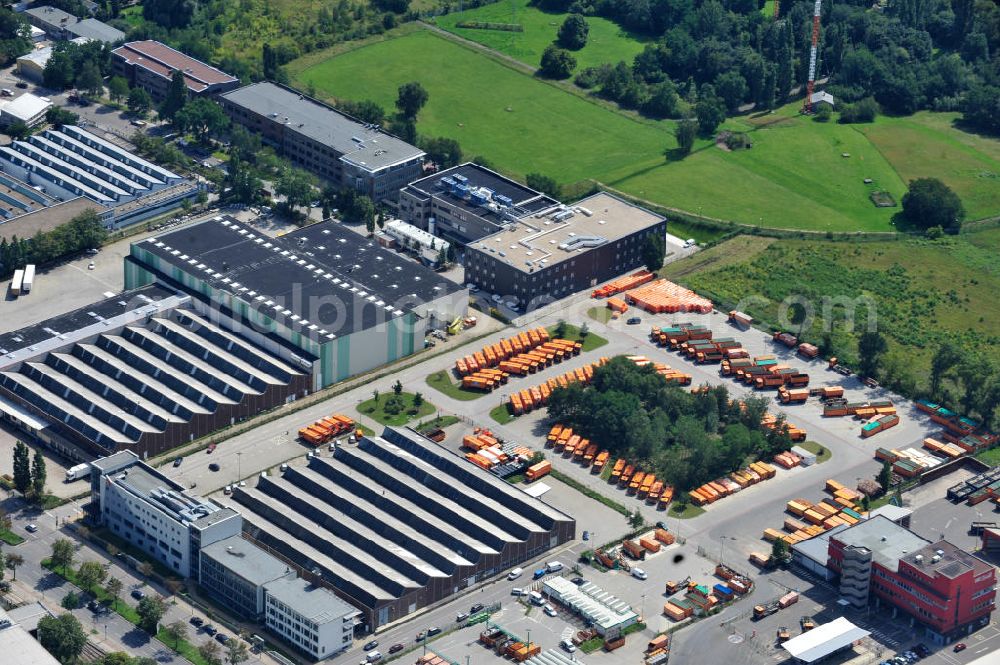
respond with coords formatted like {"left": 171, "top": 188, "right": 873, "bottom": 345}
{"left": 434, "top": 0, "right": 650, "bottom": 71}
{"left": 426, "top": 370, "right": 487, "bottom": 401}
{"left": 358, "top": 392, "right": 436, "bottom": 426}
{"left": 295, "top": 29, "right": 669, "bottom": 186}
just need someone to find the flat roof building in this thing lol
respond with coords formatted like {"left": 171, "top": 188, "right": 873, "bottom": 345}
{"left": 398, "top": 163, "right": 557, "bottom": 247}
{"left": 90, "top": 450, "right": 242, "bottom": 577}
{"left": 24, "top": 6, "right": 123, "bottom": 42}
{"left": 263, "top": 577, "right": 359, "bottom": 660}
{"left": 200, "top": 535, "right": 295, "bottom": 620}
{"left": 0, "top": 605, "right": 59, "bottom": 665}
{"left": 464, "top": 191, "right": 667, "bottom": 311}
{"left": 0, "top": 93, "right": 51, "bottom": 129}
{"left": 112, "top": 41, "right": 239, "bottom": 101}
{"left": 828, "top": 516, "right": 996, "bottom": 641}
{"left": 219, "top": 82, "right": 424, "bottom": 202}
{"left": 126, "top": 216, "right": 466, "bottom": 390}
{"left": 230, "top": 426, "right": 574, "bottom": 631}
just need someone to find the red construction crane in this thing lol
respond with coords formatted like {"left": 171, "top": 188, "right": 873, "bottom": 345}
{"left": 803, "top": 0, "right": 822, "bottom": 113}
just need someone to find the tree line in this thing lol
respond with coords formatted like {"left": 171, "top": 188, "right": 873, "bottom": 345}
{"left": 0, "top": 210, "right": 107, "bottom": 281}
{"left": 528, "top": 0, "right": 1000, "bottom": 137}
{"left": 546, "top": 357, "right": 793, "bottom": 494}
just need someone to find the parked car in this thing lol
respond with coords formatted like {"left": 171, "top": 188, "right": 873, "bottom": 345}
{"left": 173, "top": 457, "right": 183, "bottom": 467}
{"left": 511, "top": 587, "right": 526, "bottom": 596}
{"left": 683, "top": 239, "right": 696, "bottom": 248}
{"left": 215, "top": 634, "right": 230, "bottom": 645}
{"left": 415, "top": 632, "right": 426, "bottom": 643}
{"left": 470, "top": 603, "right": 484, "bottom": 614}
{"left": 631, "top": 567, "right": 648, "bottom": 580}
{"left": 627, "top": 317, "right": 642, "bottom": 325}
{"left": 209, "top": 462, "right": 220, "bottom": 472}
{"left": 533, "top": 568, "right": 547, "bottom": 580}
{"left": 954, "top": 643, "right": 966, "bottom": 652}
{"left": 363, "top": 641, "right": 379, "bottom": 652}
{"left": 427, "top": 627, "right": 441, "bottom": 637}
{"left": 130, "top": 589, "right": 144, "bottom": 600}
{"left": 366, "top": 651, "right": 382, "bottom": 663}
{"left": 388, "top": 644, "right": 404, "bottom": 655}
{"left": 25, "top": 524, "right": 37, "bottom": 533}
{"left": 560, "top": 639, "right": 576, "bottom": 653}
{"left": 571, "top": 577, "right": 585, "bottom": 586}
{"left": 543, "top": 604, "right": 558, "bottom": 617}
{"left": 507, "top": 567, "right": 523, "bottom": 580}
{"left": 190, "top": 617, "right": 203, "bottom": 627}
{"left": 203, "top": 625, "right": 217, "bottom": 636}
{"left": 456, "top": 612, "right": 469, "bottom": 623}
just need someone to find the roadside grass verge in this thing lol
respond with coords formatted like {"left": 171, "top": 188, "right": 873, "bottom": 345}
{"left": 358, "top": 392, "right": 435, "bottom": 426}
{"left": 490, "top": 404, "right": 516, "bottom": 425}
{"left": 550, "top": 469, "right": 629, "bottom": 516}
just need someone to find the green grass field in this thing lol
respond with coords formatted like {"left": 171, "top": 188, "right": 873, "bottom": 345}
{"left": 665, "top": 228, "right": 1000, "bottom": 385}
{"left": 358, "top": 392, "right": 436, "bottom": 425}
{"left": 293, "top": 28, "right": 1000, "bottom": 231}
{"left": 434, "top": 0, "right": 649, "bottom": 71}
{"left": 296, "top": 30, "right": 668, "bottom": 185}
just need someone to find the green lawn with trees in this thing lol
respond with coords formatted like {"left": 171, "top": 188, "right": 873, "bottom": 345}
{"left": 358, "top": 384, "right": 435, "bottom": 426}
{"left": 293, "top": 29, "right": 669, "bottom": 187}
{"left": 434, "top": 0, "right": 649, "bottom": 72}
{"left": 662, "top": 229, "right": 1000, "bottom": 430}
{"left": 547, "top": 357, "right": 797, "bottom": 493}
{"left": 292, "top": 29, "right": 1000, "bottom": 232}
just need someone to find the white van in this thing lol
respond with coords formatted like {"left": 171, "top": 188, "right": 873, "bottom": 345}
{"left": 631, "top": 567, "right": 648, "bottom": 580}
{"left": 507, "top": 567, "right": 523, "bottom": 580}
{"left": 546, "top": 561, "right": 563, "bottom": 573}
{"left": 528, "top": 591, "right": 544, "bottom": 606}
{"left": 366, "top": 651, "right": 382, "bottom": 663}
{"left": 511, "top": 587, "right": 526, "bottom": 596}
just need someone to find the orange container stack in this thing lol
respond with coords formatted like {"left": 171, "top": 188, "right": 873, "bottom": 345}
{"left": 607, "top": 297, "right": 629, "bottom": 313}
{"left": 454, "top": 327, "right": 551, "bottom": 377}
{"left": 591, "top": 270, "right": 655, "bottom": 298}
{"left": 625, "top": 279, "right": 714, "bottom": 314}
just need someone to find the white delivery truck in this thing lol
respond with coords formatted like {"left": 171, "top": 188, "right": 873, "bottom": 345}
{"left": 21, "top": 264, "right": 35, "bottom": 293}
{"left": 66, "top": 463, "right": 91, "bottom": 482}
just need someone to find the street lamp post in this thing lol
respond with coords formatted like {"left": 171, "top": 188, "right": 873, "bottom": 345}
{"left": 237, "top": 451, "right": 242, "bottom": 483}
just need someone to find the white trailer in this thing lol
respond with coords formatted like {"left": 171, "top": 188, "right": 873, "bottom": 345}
{"left": 65, "top": 463, "right": 91, "bottom": 482}
{"left": 21, "top": 264, "right": 35, "bottom": 293}
{"left": 10, "top": 269, "right": 24, "bottom": 296}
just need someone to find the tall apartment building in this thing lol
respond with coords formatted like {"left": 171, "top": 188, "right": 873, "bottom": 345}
{"left": 111, "top": 41, "right": 239, "bottom": 101}
{"left": 827, "top": 516, "right": 996, "bottom": 641}
{"left": 218, "top": 82, "right": 424, "bottom": 201}
{"left": 263, "top": 577, "right": 359, "bottom": 660}
{"left": 397, "top": 163, "right": 558, "bottom": 247}
{"left": 463, "top": 191, "right": 667, "bottom": 311}
{"left": 90, "top": 451, "right": 242, "bottom": 577}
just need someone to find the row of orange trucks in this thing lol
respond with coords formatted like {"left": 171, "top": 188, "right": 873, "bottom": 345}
{"left": 592, "top": 269, "right": 656, "bottom": 298}
{"left": 460, "top": 337, "right": 583, "bottom": 392}
{"left": 546, "top": 425, "right": 613, "bottom": 475}
{"left": 507, "top": 359, "right": 609, "bottom": 416}
{"left": 608, "top": 458, "right": 674, "bottom": 508}
{"left": 297, "top": 414, "right": 356, "bottom": 446}
{"left": 754, "top": 478, "right": 867, "bottom": 555}
{"left": 625, "top": 355, "right": 691, "bottom": 384}
{"left": 689, "top": 461, "right": 777, "bottom": 506}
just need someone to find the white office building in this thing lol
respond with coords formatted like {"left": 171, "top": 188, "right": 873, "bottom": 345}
{"left": 264, "top": 577, "right": 359, "bottom": 660}
{"left": 0, "top": 93, "right": 51, "bottom": 129}
{"left": 90, "top": 451, "right": 242, "bottom": 577}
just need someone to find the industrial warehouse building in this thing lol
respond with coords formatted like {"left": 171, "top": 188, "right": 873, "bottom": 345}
{"left": 0, "top": 285, "right": 311, "bottom": 460}
{"left": 218, "top": 82, "right": 424, "bottom": 201}
{"left": 464, "top": 191, "right": 667, "bottom": 311}
{"left": 0, "top": 93, "right": 51, "bottom": 129}
{"left": 112, "top": 41, "right": 239, "bottom": 101}
{"left": 827, "top": 516, "right": 996, "bottom": 640}
{"left": 542, "top": 577, "right": 638, "bottom": 636}
{"left": 91, "top": 451, "right": 242, "bottom": 577}
{"left": 229, "top": 426, "right": 575, "bottom": 630}
{"left": 0, "top": 124, "right": 197, "bottom": 228}
{"left": 398, "top": 162, "right": 558, "bottom": 247}
{"left": 126, "top": 215, "right": 467, "bottom": 390}
{"left": 24, "top": 6, "right": 124, "bottom": 42}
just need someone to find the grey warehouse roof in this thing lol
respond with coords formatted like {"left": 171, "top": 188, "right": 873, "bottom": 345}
{"left": 201, "top": 535, "right": 293, "bottom": 586}
{"left": 140, "top": 216, "right": 463, "bottom": 343}
{"left": 264, "top": 577, "right": 359, "bottom": 625}
{"left": 67, "top": 18, "right": 125, "bottom": 43}
{"left": 220, "top": 82, "right": 424, "bottom": 173}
